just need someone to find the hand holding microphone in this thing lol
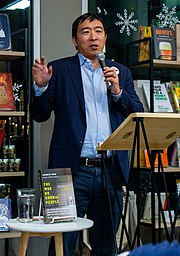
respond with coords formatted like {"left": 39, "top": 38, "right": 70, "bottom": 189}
{"left": 96, "top": 52, "right": 121, "bottom": 94}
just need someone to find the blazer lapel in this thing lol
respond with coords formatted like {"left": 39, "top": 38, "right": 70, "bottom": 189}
{"left": 67, "top": 54, "right": 85, "bottom": 114}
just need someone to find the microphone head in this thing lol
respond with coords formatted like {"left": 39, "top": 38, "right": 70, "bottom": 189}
{"left": 96, "top": 51, "right": 105, "bottom": 61}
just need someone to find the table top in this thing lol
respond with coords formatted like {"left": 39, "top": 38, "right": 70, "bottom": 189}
{"left": 5, "top": 217, "right": 93, "bottom": 233}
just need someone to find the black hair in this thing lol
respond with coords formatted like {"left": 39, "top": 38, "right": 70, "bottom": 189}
{"left": 72, "top": 13, "right": 107, "bottom": 38}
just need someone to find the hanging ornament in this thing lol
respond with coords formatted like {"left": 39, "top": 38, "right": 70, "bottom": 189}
{"left": 156, "top": 3, "right": 180, "bottom": 30}
{"left": 13, "top": 83, "right": 22, "bottom": 102}
{"left": 115, "top": 9, "right": 138, "bottom": 36}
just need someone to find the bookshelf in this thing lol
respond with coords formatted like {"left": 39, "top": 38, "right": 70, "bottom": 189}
{"left": 0, "top": 47, "right": 29, "bottom": 223}
{"left": 0, "top": 51, "right": 25, "bottom": 61}
{"left": 132, "top": 59, "right": 180, "bottom": 69}
{"left": 126, "top": 38, "right": 180, "bottom": 244}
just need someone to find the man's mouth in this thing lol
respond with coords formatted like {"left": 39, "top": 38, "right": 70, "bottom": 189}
{"left": 90, "top": 44, "right": 99, "bottom": 50}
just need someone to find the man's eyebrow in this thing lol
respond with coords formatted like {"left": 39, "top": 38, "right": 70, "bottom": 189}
{"left": 81, "top": 26, "right": 103, "bottom": 31}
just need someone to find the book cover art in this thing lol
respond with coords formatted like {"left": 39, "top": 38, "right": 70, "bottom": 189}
{"left": 138, "top": 26, "right": 152, "bottom": 62}
{"left": 144, "top": 149, "right": 169, "bottom": 168}
{"left": 0, "top": 14, "right": 11, "bottom": 50}
{"left": 0, "top": 73, "right": 15, "bottom": 110}
{"left": 39, "top": 168, "right": 77, "bottom": 224}
{"left": 0, "top": 198, "right": 12, "bottom": 231}
{"left": 170, "top": 81, "right": 180, "bottom": 113}
{"left": 152, "top": 26, "right": 176, "bottom": 60}
{"left": 141, "top": 80, "right": 173, "bottom": 112}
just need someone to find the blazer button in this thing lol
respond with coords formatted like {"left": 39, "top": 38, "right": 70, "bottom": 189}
{"left": 80, "top": 141, "right": 83, "bottom": 145}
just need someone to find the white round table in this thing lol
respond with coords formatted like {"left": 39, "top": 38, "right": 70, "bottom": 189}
{"left": 6, "top": 217, "right": 93, "bottom": 256}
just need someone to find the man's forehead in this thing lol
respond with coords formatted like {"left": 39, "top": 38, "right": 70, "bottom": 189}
{"left": 78, "top": 19, "right": 103, "bottom": 29}
{"left": 80, "top": 18, "right": 103, "bottom": 26}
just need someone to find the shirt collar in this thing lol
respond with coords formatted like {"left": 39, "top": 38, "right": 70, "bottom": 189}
{"left": 78, "top": 52, "right": 92, "bottom": 67}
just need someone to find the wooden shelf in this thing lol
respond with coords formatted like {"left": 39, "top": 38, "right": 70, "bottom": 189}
{"left": 0, "top": 172, "right": 25, "bottom": 177}
{"left": 139, "top": 166, "right": 180, "bottom": 173}
{"left": 0, "top": 230, "right": 21, "bottom": 239}
{"left": 141, "top": 218, "right": 180, "bottom": 228}
{"left": 0, "top": 111, "right": 25, "bottom": 117}
{"left": 0, "top": 51, "right": 25, "bottom": 61}
{"left": 132, "top": 59, "right": 180, "bottom": 69}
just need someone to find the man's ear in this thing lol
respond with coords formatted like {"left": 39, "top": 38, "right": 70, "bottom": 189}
{"left": 72, "top": 37, "right": 77, "bottom": 48}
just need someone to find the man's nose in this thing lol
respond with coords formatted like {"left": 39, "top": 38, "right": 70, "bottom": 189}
{"left": 90, "top": 31, "right": 97, "bottom": 40}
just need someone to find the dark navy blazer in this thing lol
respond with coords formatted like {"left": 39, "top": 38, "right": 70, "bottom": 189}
{"left": 30, "top": 54, "right": 144, "bottom": 183}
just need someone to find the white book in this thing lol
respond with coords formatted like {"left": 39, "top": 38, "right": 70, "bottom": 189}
{"left": 134, "top": 80, "right": 149, "bottom": 112}
{"left": 141, "top": 80, "right": 173, "bottom": 112}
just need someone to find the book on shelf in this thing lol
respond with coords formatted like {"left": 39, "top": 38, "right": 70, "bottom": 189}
{"left": 134, "top": 80, "right": 149, "bottom": 112}
{"left": 175, "top": 24, "right": 180, "bottom": 61}
{"left": 144, "top": 149, "right": 169, "bottom": 168}
{"left": 152, "top": 26, "right": 176, "bottom": 60}
{"left": 138, "top": 26, "right": 152, "bottom": 62}
{"left": 171, "top": 138, "right": 180, "bottom": 167}
{"left": 170, "top": 81, "right": 180, "bottom": 113}
{"left": 170, "top": 141, "right": 178, "bottom": 167}
{"left": 0, "top": 14, "right": 11, "bottom": 50}
{"left": 176, "top": 138, "right": 180, "bottom": 168}
{"left": 0, "top": 73, "right": 15, "bottom": 111}
{"left": 165, "top": 82, "right": 176, "bottom": 112}
{"left": 141, "top": 80, "right": 173, "bottom": 112}
{"left": 38, "top": 168, "right": 77, "bottom": 224}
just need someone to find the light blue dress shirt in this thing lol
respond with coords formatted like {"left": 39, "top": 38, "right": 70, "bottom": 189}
{"left": 78, "top": 53, "right": 112, "bottom": 157}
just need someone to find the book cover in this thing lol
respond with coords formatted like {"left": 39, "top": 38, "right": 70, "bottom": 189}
{"left": 170, "top": 141, "right": 178, "bottom": 167}
{"left": 0, "top": 73, "right": 15, "bottom": 110}
{"left": 134, "top": 80, "right": 149, "bottom": 112}
{"left": 170, "top": 81, "right": 180, "bottom": 113}
{"left": 176, "top": 138, "right": 180, "bottom": 168}
{"left": 152, "top": 26, "right": 176, "bottom": 60}
{"left": 144, "top": 149, "right": 169, "bottom": 168}
{"left": 0, "top": 198, "right": 12, "bottom": 231}
{"left": 138, "top": 26, "right": 152, "bottom": 62}
{"left": 165, "top": 82, "right": 176, "bottom": 112}
{"left": 0, "top": 14, "right": 11, "bottom": 50}
{"left": 175, "top": 24, "right": 180, "bottom": 61}
{"left": 39, "top": 168, "right": 77, "bottom": 224}
{"left": 141, "top": 80, "right": 173, "bottom": 112}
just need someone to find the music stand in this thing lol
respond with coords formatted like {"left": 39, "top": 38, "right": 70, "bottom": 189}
{"left": 97, "top": 112, "right": 180, "bottom": 252}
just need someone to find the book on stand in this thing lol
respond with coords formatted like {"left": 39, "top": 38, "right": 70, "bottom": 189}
{"left": 0, "top": 73, "right": 15, "bottom": 110}
{"left": 141, "top": 80, "right": 173, "bottom": 112}
{"left": 138, "top": 26, "right": 152, "bottom": 62}
{"left": 170, "top": 81, "right": 180, "bottom": 113}
{"left": 0, "top": 14, "right": 11, "bottom": 50}
{"left": 152, "top": 26, "right": 176, "bottom": 60}
{"left": 38, "top": 168, "right": 77, "bottom": 224}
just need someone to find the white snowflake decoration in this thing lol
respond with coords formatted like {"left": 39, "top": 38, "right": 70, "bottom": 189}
{"left": 115, "top": 9, "right": 138, "bottom": 36}
{"left": 156, "top": 3, "right": 180, "bottom": 30}
{"left": 13, "top": 83, "right": 22, "bottom": 102}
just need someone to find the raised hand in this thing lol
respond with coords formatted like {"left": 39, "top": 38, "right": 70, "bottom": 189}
{"left": 32, "top": 56, "right": 52, "bottom": 87}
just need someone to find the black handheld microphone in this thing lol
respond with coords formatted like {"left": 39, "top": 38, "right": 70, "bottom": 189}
{"left": 96, "top": 51, "right": 111, "bottom": 89}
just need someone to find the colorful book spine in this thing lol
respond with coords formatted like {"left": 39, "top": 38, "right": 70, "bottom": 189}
{"left": 170, "top": 81, "right": 180, "bottom": 113}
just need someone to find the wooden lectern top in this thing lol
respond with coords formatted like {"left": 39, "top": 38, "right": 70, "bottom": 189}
{"left": 96, "top": 112, "right": 180, "bottom": 151}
